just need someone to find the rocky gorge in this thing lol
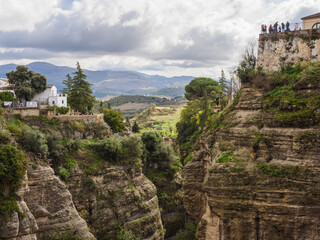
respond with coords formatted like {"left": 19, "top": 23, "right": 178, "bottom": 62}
{"left": 182, "top": 65, "right": 320, "bottom": 239}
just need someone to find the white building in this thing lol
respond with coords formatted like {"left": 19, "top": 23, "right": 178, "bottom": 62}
{"left": 32, "top": 85, "right": 67, "bottom": 107}
{"left": 0, "top": 78, "right": 67, "bottom": 108}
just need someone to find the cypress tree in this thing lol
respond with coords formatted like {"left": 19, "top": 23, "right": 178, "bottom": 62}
{"left": 68, "top": 62, "right": 95, "bottom": 113}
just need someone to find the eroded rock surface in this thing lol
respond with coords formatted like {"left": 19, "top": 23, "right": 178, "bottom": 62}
{"left": 183, "top": 84, "right": 320, "bottom": 239}
{"left": 67, "top": 163, "right": 164, "bottom": 240}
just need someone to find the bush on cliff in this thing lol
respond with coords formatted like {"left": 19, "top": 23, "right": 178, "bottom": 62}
{"left": 121, "top": 135, "right": 144, "bottom": 159}
{"left": 0, "top": 145, "right": 28, "bottom": 218}
{"left": 102, "top": 108, "right": 125, "bottom": 133}
{"left": 96, "top": 138, "right": 122, "bottom": 162}
{"left": 21, "top": 126, "right": 48, "bottom": 156}
{"left": 0, "top": 145, "right": 28, "bottom": 194}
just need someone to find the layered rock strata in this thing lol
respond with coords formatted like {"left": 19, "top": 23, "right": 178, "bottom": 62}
{"left": 183, "top": 84, "right": 320, "bottom": 239}
{"left": 0, "top": 165, "right": 95, "bottom": 240}
{"left": 67, "top": 163, "right": 164, "bottom": 240}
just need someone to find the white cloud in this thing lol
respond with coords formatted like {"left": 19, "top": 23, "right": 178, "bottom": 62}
{"left": 0, "top": 0, "right": 319, "bottom": 77}
{"left": 0, "top": 0, "right": 60, "bottom": 32}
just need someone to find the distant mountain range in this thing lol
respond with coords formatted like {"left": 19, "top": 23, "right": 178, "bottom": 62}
{"left": 0, "top": 62, "right": 193, "bottom": 98}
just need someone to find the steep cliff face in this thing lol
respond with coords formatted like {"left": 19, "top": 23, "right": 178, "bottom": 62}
{"left": 257, "top": 30, "right": 320, "bottom": 72}
{"left": 0, "top": 164, "right": 95, "bottom": 240}
{"left": 67, "top": 162, "right": 164, "bottom": 240}
{"left": 183, "top": 78, "right": 320, "bottom": 239}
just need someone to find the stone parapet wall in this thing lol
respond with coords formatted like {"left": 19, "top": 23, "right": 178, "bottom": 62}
{"left": 8, "top": 108, "right": 40, "bottom": 117}
{"left": 51, "top": 114, "right": 104, "bottom": 123}
{"left": 257, "top": 29, "right": 320, "bottom": 71}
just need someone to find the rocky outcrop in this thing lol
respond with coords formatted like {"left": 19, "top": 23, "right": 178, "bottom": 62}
{"left": 182, "top": 83, "right": 320, "bottom": 239}
{"left": 25, "top": 165, "right": 95, "bottom": 239}
{"left": 67, "top": 162, "right": 164, "bottom": 240}
{"left": 0, "top": 164, "right": 95, "bottom": 240}
{"left": 0, "top": 175, "right": 38, "bottom": 240}
{"left": 257, "top": 30, "right": 320, "bottom": 71}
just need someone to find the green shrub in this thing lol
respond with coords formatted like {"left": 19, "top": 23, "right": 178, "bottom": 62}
{"left": 0, "top": 129, "right": 11, "bottom": 144}
{"left": 0, "top": 196, "right": 20, "bottom": 219}
{"left": 158, "top": 142, "right": 178, "bottom": 169}
{"left": 171, "top": 222, "right": 197, "bottom": 240}
{"left": 58, "top": 167, "right": 70, "bottom": 181}
{"left": 46, "top": 131, "right": 66, "bottom": 160}
{"left": 121, "top": 135, "right": 144, "bottom": 159}
{"left": 183, "top": 154, "right": 193, "bottom": 165}
{"left": 97, "top": 138, "right": 122, "bottom": 161}
{"left": 0, "top": 145, "right": 28, "bottom": 218}
{"left": 0, "top": 145, "right": 28, "bottom": 194}
{"left": 0, "top": 91, "right": 16, "bottom": 101}
{"left": 56, "top": 106, "right": 69, "bottom": 114}
{"left": 117, "top": 228, "right": 136, "bottom": 240}
{"left": 141, "top": 130, "right": 162, "bottom": 153}
{"left": 6, "top": 119, "right": 23, "bottom": 137}
{"left": 103, "top": 109, "right": 125, "bottom": 133}
{"left": 132, "top": 121, "right": 140, "bottom": 133}
{"left": 21, "top": 126, "right": 48, "bottom": 156}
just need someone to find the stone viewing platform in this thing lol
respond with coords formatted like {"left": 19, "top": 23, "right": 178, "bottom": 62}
{"left": 257, "top": 29, "right": 320, "bottom": 71}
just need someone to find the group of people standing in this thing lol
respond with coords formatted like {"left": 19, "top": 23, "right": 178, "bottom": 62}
{"left": 261, "top": 21, "right": 300, "bottom": 33}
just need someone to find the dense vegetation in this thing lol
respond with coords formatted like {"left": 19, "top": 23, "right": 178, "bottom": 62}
{"left": 176, "top": 76, "right": 228, "bottom": 162}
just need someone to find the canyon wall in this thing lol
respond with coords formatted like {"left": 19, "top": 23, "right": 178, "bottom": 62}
{"left": 183, "top": 79, "right": 320, "bottom": 239}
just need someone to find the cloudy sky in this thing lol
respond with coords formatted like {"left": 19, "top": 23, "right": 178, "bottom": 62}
{"left": 0, "top": 0, "right": 319, "bottom": 78}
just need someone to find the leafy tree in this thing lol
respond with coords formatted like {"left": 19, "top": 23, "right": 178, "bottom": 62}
{"left": 132, "top": 121, "right": 140, "bottom": 133}
{"left": 185, "top": 77, "right": 220, "bottom": 101}
{"left": 103, "top": 109, "right": 125, "bottom": 133}
{"left": 68, "top": 62, "right": 95, "bottom": 113}
{"left": 6, "top": 65, "right": 47, "bottom": 101}
{"left": 235, "top": 44, "right": 257, "bottom": 83}
{"left": 141, "top": 130, "right": 177, "bottom": 170}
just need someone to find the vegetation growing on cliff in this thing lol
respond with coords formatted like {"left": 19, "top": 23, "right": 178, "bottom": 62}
{"left": 0, "top": 144, "right": 28, "bottom": 218}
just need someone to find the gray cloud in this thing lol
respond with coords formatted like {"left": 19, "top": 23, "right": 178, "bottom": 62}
{"left": 0, "top": 0, "right": 319, "bottom": 77}
{"left": 0, "top": 13, "right": 149, "bottom": 53}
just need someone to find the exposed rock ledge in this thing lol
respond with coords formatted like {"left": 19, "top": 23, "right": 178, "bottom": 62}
{"left": 0, "top": 165, "right": 95, "bottom": 240}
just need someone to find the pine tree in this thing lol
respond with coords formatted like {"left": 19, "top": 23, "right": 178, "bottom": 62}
{"left": 68, "top": 62, "right": 95, "bottom": 113}
{"left": 218, "top": 70, "right": 229, "bottom": 95}
{"left": 62, "top": 74, "right": 72, "bottom": 95}
{"left": 132, "top": 121, "right": 140, "bottom": 133}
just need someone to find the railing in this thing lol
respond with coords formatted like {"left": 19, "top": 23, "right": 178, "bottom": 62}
{"left": 2, "top": 101, "right": 40, "bottom": 108}
{"left": 261, "top": 22, "right": 303, "bottom": 34}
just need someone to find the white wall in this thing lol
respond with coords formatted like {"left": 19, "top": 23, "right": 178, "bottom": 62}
{"left": 48, "top": 93, "right": 67, "bottom": 107}
{"left": 32, "top": 86, "right": 57, "bottom": 103}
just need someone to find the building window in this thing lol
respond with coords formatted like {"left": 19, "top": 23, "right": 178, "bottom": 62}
{"left": 62, "top": 100, "right": 64, "bottom": 104}
{"left": 52, "top": 101, "right": 55, "bottom": 105}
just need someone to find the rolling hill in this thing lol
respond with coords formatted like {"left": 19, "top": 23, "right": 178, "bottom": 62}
{"left": 0, "top": 62, "right": 193, "bottom": 98}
